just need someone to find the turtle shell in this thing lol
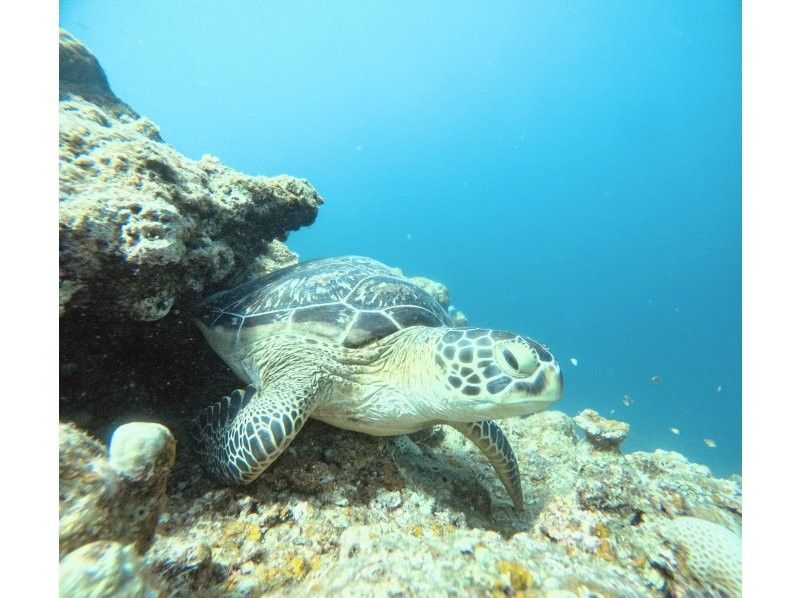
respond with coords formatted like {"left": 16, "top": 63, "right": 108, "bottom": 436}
{"left": 196, "top": 256, "right": 453, "bottom": 351}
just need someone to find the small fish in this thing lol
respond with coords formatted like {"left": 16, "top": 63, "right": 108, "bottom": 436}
{"left": 610, "top": 409, "right": 616, "bottom": 415}
{"left": 650, "top": 375, "right": 662, "bottom": 384}
{"left": 703, "top": 438, "right": 717, "bottom": 448}
{"left": 670, "top": 427, "right": 680, "bottom": 435}
{"left": 570, "top": 357, "right": 578, "bottom": 366}
{"left": 716, "top": 384, "right": 723, "bottom": 393}
{"left": 622, "top": 395, "right": 634, "bottom": 406}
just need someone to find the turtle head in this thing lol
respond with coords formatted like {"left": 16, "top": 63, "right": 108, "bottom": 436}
{"left": 433, "top": 328, "right": 563, "bottom": 419}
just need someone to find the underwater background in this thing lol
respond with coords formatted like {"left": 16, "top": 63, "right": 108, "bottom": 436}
{"left": 60, "top": 1, "right": 741, "bottom": 476}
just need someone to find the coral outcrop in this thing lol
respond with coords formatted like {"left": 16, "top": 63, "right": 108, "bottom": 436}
{"left": 59, "top": 422, "right": 176, "bottom": 557}
{"left": 60, "top": 28, "right": 322, "bottom": 322}
{"left": 59, "top": 29, "right": 320, "bottom": 432}
{"left": 574, "top": 408, "right": 630, "bottom": 451}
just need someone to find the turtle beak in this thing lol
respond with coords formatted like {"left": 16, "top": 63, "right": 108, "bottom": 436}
{"left": 546, "top": 364, "right": 564, "bottom": 404}
{"left": 503, "top": 360, "right": 563, "bottom": 414}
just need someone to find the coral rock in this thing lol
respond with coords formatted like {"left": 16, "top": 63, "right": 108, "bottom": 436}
{"left": 574, "top": 409, "right": 630, "bottom": 450}
{"left": 144, "top": 538, "right": 215, "bottom": 596}
{"left": 58, "top": 28, "right": 320, "bottom": 437}
{"left": 59, "top": 30, "right": 139, "bottom": 119}
{"left": 59, "top": 422, "right": 176, "bottom": 556}
{"left": 59, "top": 29, "right": 322, "bottom": 321}
{"left": 60, "top": 540, "right": 163, "bottom": 598}
{"left": 109, "top": 422, "right": 176, "bottom": 481}
{"left": 657, "top": 516, "right": 742, "bottom": 597}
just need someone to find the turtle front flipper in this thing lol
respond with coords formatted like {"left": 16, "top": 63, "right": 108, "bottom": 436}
{"left": 191, "top": 384, "right": 314, "bottom": 485}
{"left": 448, "top": 420, "right": 524, "bottom": 510}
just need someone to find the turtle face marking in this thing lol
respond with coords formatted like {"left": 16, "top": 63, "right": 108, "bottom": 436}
{"left": 435, "top": 328, "right": 562, "bottom": 416}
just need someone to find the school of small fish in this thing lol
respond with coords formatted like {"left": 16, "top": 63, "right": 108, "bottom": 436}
{"left": 595, "top": 368, "right": 725, "bottom": 452}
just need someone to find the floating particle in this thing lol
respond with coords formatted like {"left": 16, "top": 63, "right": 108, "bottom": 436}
{"left": 716, "top": 384, "right": 723, "bottom": 393}
{"left": 651, "top": 375, "right": 662, "bottom": 384}
{"left": 703, "top": 438, "right": 717, "bottom": 448}
{"left": 570, "top": 357, "right": 578, "bottom": 366}
{"left": 622, "top": 395, "right": 634, "bottom": 406}
{"left": 670, "top": 427, "right": 680, "bottom": 435}
{"left": 610, "top": 409, "right": 616, "bottom": 415}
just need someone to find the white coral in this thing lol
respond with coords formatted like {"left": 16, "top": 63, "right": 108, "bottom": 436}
{"left": 663, "top": 516, "right": 741, "bottom": 597}
{"left": 109, "top": 422, "right": 176, "bottom": 481}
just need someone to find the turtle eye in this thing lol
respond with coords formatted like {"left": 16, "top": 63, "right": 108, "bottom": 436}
{"left": 496, "top": 342, "right": 539, "bottom": 377}
{"left": 502, "top": 348, "right": 519, "bottom": 370}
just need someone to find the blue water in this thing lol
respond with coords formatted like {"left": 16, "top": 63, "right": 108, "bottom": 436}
{"left": 61, "top": 2, "right": 741, "bottom": 476}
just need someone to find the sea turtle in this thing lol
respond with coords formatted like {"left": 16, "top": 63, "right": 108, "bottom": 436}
{"left": 191, "top": 256, "right": 563, "bottom": 509}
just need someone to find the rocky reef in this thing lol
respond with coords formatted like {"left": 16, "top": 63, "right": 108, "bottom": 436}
{"left": 58, "top": 30, "right": 741, "bottom": 597}
{"left": 61, "top": 412, "right": 741, "bottom": 597}
{"left": 59, "top": 29, "right": 322, "bottom": 323}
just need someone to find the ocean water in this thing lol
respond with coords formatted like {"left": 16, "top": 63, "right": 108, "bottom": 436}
{"left": 60, "top": 1, "right": 741, "bottom": 476}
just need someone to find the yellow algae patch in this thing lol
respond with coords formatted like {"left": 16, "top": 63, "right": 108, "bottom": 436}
{"left": 408, "top": 520, "right": 455, "bottom": 539}
{"left": 288, "top": 556, "right": 310, "bottom": 578}
{"left": 258, "top": 555, "right": 319, "bottom": 588}
{"left": 220, "top": 520, "right": 262, "bottom": 543}
{"left": 592, "top": 521, "right": 610, "bottom": 539}
{"left": 494, "top": 560, "right": 535, "bottom": 595}
{"left": 592, "top": 522, "right": 616, "bottom": 562}
{"left": 211, "top": 521, "right": 264, "bottom": 561}
{"left": 595, "top": 539, "right": 616, "bottom": 562}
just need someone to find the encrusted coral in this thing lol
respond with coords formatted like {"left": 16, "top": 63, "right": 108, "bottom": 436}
{"left": 409, "top": 274, "right": 468, "bottom": 326}
{"left": 574, "top": 408, "right": 630, "bottom": 451}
